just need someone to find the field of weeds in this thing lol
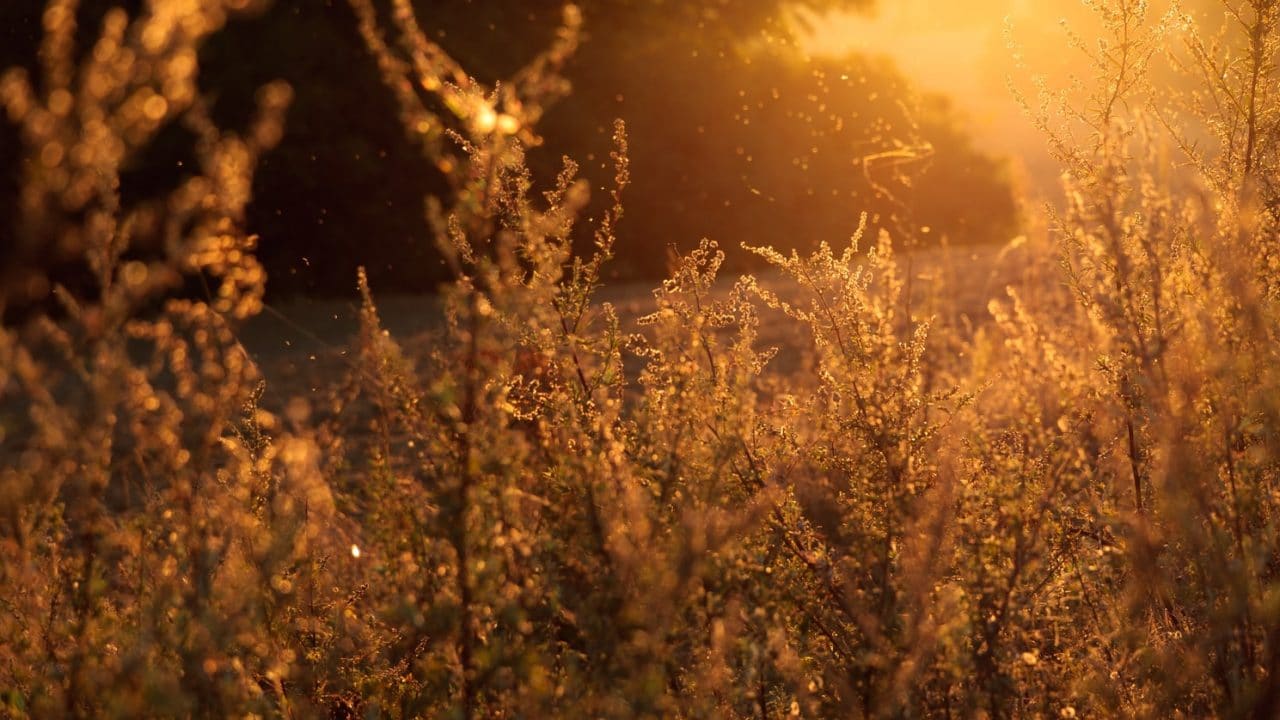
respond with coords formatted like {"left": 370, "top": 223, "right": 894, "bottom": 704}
{"left": 2, "top": 0, "right": 1279, "bottom": 717}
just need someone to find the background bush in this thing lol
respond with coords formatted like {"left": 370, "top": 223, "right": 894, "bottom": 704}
{"left": 0, "top": 0, "right": 1017, "bottom": 303}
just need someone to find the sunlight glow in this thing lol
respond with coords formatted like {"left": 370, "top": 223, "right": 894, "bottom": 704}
{"left": 798, "top": 0, "right": 1102, "bottom": 194}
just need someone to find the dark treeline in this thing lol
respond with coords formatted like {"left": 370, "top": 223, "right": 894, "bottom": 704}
{"left": 0, "top": 0, "right": 1018, "bottom": 300}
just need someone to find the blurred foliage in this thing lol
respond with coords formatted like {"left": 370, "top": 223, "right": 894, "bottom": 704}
{"left": 1, "top": 0, "right": 1016, "bottom": 303}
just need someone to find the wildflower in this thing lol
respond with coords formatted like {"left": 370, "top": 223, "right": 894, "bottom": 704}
{"left": 472, "top": 102, "right": 498, "bottom": 135}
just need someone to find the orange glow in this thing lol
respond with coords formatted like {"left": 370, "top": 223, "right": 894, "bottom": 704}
{"left": 799, "top": 0, "right": 1106, "bottom": 196}
{"left": 799, "top": 0, "right": 1227, "bottom": 197}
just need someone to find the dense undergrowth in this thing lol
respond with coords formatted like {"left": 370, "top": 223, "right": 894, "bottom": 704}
{"left": 1, "top": 0, "right": 1279, "bottom": 717}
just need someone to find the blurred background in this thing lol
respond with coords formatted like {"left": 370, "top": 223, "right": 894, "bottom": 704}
{"left": 1, "top": 0, "right": 1036, "bottom": 300}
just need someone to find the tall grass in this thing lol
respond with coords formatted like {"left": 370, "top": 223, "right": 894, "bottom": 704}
{"left": 1, "top": 0, "right": 1278, "bottom": 717}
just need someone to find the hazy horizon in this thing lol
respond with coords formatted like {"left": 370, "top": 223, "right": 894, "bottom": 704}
{"left": 800, "top": 0, "right": 1135, "bottom": 200}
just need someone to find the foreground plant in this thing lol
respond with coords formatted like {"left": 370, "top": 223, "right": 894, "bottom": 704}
{"left": 0, "top": 0, "right": 347, "bottom": 715}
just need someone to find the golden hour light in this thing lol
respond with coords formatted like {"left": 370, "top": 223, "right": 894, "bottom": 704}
{"left": 801, "top": 0, "right": 1066, "bottom": 192}
{"left": 1, "top": 0, "right": 1278, "bottom": 716}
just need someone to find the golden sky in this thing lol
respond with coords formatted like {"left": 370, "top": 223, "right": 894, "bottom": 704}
{"left": 799, "top": 0, "right": 1109, "bottom": 197}
{"left": 801, "top": 0, "right": 1236, "bottom": 201}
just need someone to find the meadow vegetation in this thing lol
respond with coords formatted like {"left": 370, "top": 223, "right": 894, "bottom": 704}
{"left": 1, "top": 0, "right": 1279, "bottom": 717}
